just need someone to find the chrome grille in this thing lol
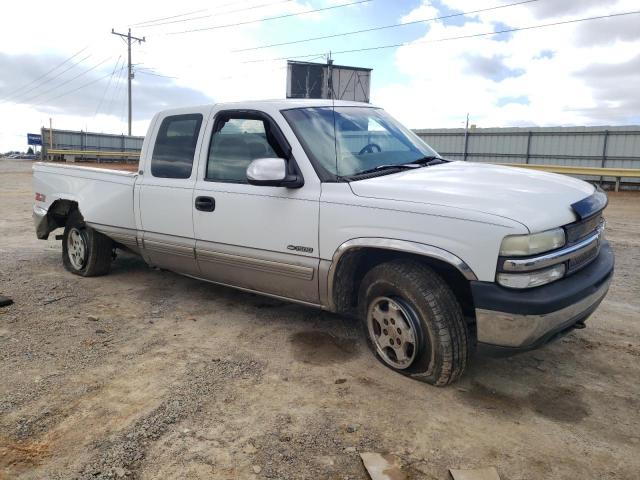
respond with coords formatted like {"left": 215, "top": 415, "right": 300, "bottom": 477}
{"left": 567, "top": 241, "right": 599, "bottom": 273}
{"left": 565, "top": 213, "right": 602, "bottom": 244}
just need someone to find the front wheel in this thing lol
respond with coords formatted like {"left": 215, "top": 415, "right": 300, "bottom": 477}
{"left": 359, "top": 260, "right": 469, "bottom": 386}
{"left": 62, "top": 211, "right": 113, "bottom": 277}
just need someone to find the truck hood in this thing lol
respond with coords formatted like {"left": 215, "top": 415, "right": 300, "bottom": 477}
{"left": 349, "top": 161, "right": 595, "bottom": 232}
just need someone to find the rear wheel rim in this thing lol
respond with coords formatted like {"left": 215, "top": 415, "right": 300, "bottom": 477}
{"left": 367, "top": 296, "right": 419, "bottom": 370}
{"left": 67, "top": 228, "right": 87, "bottom": 270}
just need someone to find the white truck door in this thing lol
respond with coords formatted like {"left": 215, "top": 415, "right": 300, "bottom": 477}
{"left": 192, "top": 108, "right": 321, "bottom": 304}
{"left": 137, "top": 108, "right": 209, "bottom": 275}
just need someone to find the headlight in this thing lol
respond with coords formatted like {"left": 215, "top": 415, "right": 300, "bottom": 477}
{"left": 499, "top": 228, "right": 565, "bottom": 256}
{"left": 497, "top": 264, "right": 566, "bottom": 289}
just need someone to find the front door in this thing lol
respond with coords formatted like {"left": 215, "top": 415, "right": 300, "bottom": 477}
{"left": 137, "top": 109, "right": 209, "bottom": 275}
{"left": 192, "top": 109, "right": 321, "bottom": 304}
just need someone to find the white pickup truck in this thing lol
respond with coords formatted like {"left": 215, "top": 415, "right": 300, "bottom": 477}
{"left": 33, "top": 99, "right": 613, "bottom": 386}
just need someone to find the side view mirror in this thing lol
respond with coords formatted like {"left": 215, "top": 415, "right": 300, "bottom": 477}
{"left": 246, "top": 158, "right": 303, "bottom": 188}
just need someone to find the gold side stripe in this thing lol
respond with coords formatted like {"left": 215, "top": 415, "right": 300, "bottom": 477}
{"left": 143, "top": 240, "right": 195, "bottom": 258}
{"left": 197, "top": 249, "right": 314, "bottom": 281}
{"left": 109, "top": 234, "right": 138, "bottom": 248}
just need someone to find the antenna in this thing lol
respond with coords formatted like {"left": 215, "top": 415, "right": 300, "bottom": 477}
{"left": 328, "top": 51, "right": 339, "bottom": 178}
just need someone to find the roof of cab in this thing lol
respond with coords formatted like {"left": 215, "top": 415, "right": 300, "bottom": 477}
{"left": 156, "top": 98, "right": 377, "bottom": 116}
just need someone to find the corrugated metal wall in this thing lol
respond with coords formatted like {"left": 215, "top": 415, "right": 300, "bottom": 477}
{"left": 41, "top": 128, "right": 144, "bottom": 159}
{"left": 414, "top": 126, "right": 640, "bottom": 184}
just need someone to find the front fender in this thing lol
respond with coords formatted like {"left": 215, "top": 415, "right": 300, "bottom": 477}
{"left": 324, "top": 237, "right": 478, "bottom": 312}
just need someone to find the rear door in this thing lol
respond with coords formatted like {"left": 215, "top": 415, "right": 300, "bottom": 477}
{"left": 137, "top": 108, "right": 210, "bottom": 275}
{"left": 192, "top": 108, "right": 321, "bottom": 304}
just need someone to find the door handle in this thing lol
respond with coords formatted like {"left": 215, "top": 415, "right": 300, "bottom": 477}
{"left": 195, "top": 196, "right": 215, "bottom": 212}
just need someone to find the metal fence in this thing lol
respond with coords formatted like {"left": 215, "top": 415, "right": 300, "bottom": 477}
{"left": 41, "top": 128, "right": 144, "bottom": 162}
{"left": 414, "top": 126, "right": 640, "bottom": 185}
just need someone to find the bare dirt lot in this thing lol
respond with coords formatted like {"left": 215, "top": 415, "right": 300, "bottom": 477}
{"left": 1, "top": 158, "right": 639, "bottom": 479}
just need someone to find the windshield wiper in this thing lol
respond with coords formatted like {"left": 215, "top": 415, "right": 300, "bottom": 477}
{"left": 349, "top": 163, "right": 420, "bottom": 178}
{"left": 410, "top": 155, "right": 447, "bottom": 166}
{"left": 343, "top": 156, "right": 447, "bottom": 180}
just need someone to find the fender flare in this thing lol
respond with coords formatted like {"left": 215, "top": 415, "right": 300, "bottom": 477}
{"left": 325, "top": 238, "right": 478, "bottom": 312}
{"left": 34, "top": 196, "right": 81, "bottom": 239}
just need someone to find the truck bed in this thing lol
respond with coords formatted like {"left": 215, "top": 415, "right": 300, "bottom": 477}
{"left": 33, "top": 162, "right": 138, "bottom": 231}
{"left": 58, "top": 161, "right": 139, "bottom": 172}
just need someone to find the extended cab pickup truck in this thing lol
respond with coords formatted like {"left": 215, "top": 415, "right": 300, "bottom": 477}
{"left": 33, "top": 100, "right": 614, "bottom": 386}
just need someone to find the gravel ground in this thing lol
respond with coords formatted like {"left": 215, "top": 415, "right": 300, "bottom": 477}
{"left": 1, "top": 158, "right": 639, "bottom": 479}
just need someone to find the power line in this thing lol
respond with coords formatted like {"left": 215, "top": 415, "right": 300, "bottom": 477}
{"left": 136, "top": 70, "right": 177, "bottom": 79}
{"left": 130, "top": 0, "right": 247, "bottom": 27}
{"left": 106, "top": 64, "right": 127, "bottom": 116}
{"left": 217, "top": 0, "right": 295, "bottom": 16}
{"left": 234, "top": 0, "right": 540, "bottom": 52}
{"left": 138, "top": 0, "right": 297, "bottom": 28}
{"left": 33, "top": 69, "right": 116, "bottom": 108}
{"left": 241, "top": 9, "right": 640, "bottom": 63}
{"left": 131, "top": 9, "right": 208, "bottom": 26}
{"left": 6, "top": 53, "right": 92, "bottom": 103}
{"left": 169, "top": 0, "right": 372, "bottom": 35}
{"left": 95, "top": 57, "right": 123, "bottom": 117}
{"left": 120, "top": 74, "right": 129, "bottom": 127}
{"left": 20, "top": 57, "right": 111, "bottom": 104}
{"left": 0, "top": 47, "right": 89, "bottom": 103}
{"left": 1, "top": 52, "right": 92, "bottom": 105}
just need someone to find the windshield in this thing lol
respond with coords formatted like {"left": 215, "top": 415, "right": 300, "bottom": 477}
{"left": 281, "top": 106, "right": 439, "bottom": 178}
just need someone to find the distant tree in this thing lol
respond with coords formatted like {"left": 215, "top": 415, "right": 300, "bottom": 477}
{"left": 27, "top": 147, "right": 34, "bottom": 154}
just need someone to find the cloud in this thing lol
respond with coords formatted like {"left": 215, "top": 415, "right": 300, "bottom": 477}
{"left": 374, "top": 0, "right": 640, "bottom": 129}
{"left": 463, "top": 54, "right": 525, "bottom": 81}
{"left": 529, "top": 0, "right": 618, "bottom": 19}
{"left": 0, "top": 52, "right": 212, "bottom": 119}
{"left": 400, "top": 2, "right": 440, "bottom": 23}
{"left": 574, "top": 15, "right": 640, "bottom": 46}
{"left": 496, "top": 95, "right": 529, "bottom": 107}
{"left": 0, "top": 0, "right": 319, "bottom": 149}
{"left": 573, "top": 54, "right": 640, "bottom": 123}
{"left": 1, "top": 0, "right": 639, "bottom": 151}
{"left": 534, "top": 49, "right": 554, "bottom": 60}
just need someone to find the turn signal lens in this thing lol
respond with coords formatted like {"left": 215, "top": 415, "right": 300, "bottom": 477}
{"left": 35, "top": 192, "right": 46, "bottom": 202}
{"left": 497, "top": 264, "right": 566, "bottom": 289}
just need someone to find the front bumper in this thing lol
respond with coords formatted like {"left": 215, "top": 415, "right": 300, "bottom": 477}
{"left": 471, "top": 241, "right": 614, "bottom": 355}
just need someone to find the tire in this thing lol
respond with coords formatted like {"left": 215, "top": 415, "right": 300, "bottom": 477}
{"left": 62, "top": 211, "right": 113, "bottom": 277}
{"left": 358, "top": 260, "right": 469, "bottom": 386}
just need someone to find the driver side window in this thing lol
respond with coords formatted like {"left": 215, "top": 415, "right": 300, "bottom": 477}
{"left": 206, "top": 116, "right": 280, "bottom": 183}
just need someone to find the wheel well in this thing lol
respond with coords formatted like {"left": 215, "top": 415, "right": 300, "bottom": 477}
{"left": 40, "top": 200, "right": 81, "bottom": 238}
{"left": 332, "top": 247, "right": 476, "bottom": 332}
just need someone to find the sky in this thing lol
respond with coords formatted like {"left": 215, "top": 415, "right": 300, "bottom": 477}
{"left": 0, "top": 0, "right": 639, "bottom": 151}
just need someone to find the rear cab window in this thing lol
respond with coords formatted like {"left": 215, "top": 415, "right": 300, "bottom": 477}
{"left": 151, "top": 114, "right": 203, "bottom": 179}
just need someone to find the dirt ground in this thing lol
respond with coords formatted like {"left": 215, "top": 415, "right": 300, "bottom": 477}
{"left": 1, "top": 158, "right": 639, "bottom": 480}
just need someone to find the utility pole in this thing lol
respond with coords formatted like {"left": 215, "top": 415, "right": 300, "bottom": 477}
{"left": 111, "top": 28, "right": 145, "bottom": 136}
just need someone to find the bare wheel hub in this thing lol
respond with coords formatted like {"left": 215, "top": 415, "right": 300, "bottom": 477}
{"left": 67, "top": 227, "right": 87, "bottom": 270}
{"left": 367, "top": 296, "right": 418, "bottom": 370}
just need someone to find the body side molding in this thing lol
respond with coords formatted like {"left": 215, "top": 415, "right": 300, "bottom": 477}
{"left": 196, "top": 248, "right": 314, "bottom": 281}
